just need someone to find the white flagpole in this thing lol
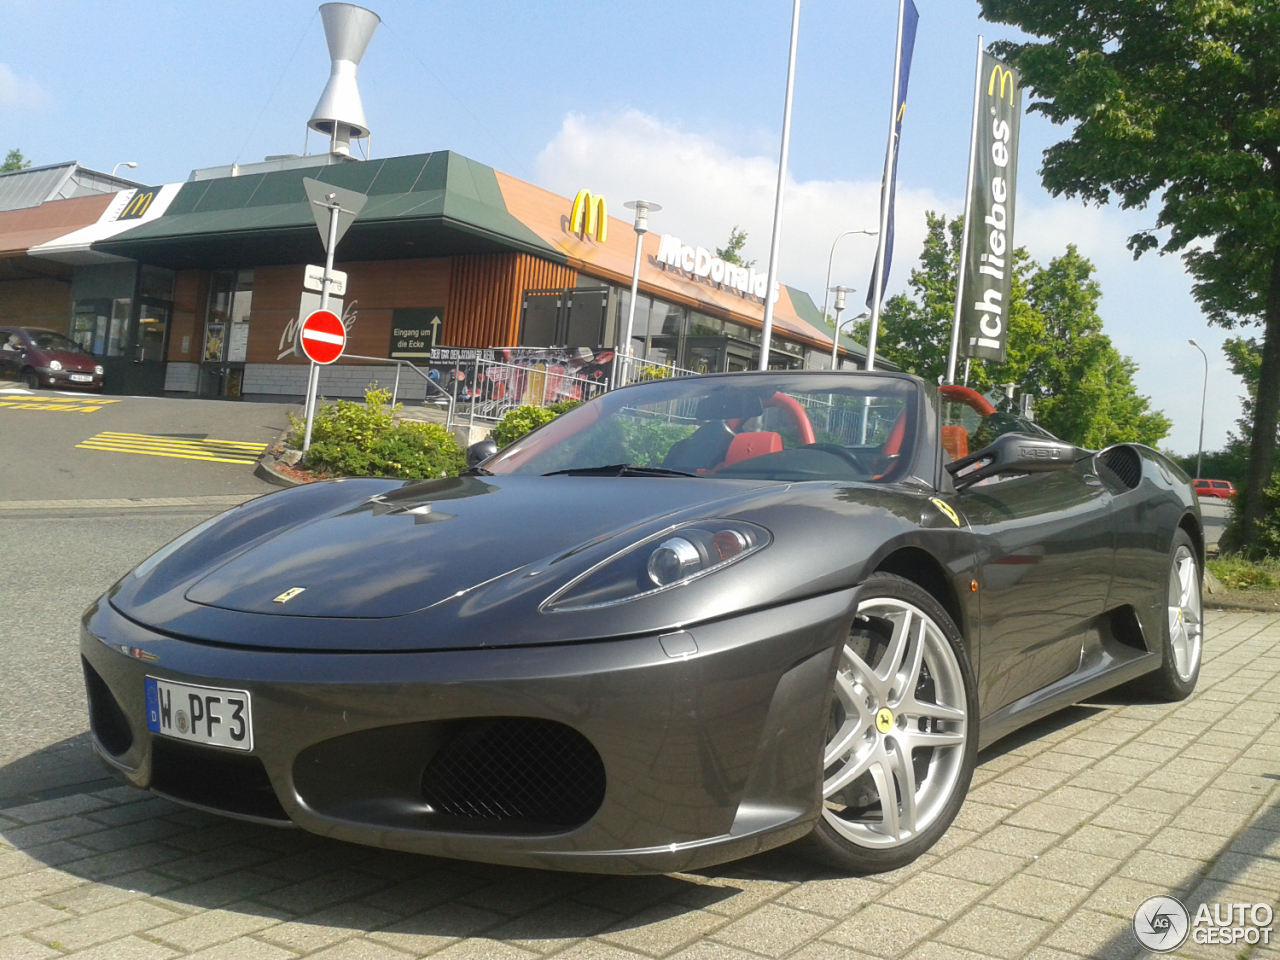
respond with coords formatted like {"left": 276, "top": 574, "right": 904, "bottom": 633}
{"left": 946, "top": 36, "right": 985, "bottom": 385}
{"left": 864, "top": 0, "right": 908, "bottom": 372}
{"left": 758, "top": 0, "right": 802, "bottom": 371}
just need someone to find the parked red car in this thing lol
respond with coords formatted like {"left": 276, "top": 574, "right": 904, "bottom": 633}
{"left": 1193, "top": 479, "right": 1236, "bottom": 499}
{"left": 0, "top": 326, "right": 104, "bottom": 391}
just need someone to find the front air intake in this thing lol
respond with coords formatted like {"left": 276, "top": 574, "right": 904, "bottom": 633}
{"left": 421, "top": 718, "right": 606, "bottom": 829}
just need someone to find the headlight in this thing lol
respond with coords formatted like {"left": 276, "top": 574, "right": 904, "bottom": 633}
{"left": 544, "top": 519, "right": 770, "bottom": 612}
{"left": 133, "top": 513, "right": 229, "bottom": 580}
{"left": 94, "top": 365, "right": 104, "bottom": 375}
{"left": 48, "top": 360, "right": 63, "bottom": 371}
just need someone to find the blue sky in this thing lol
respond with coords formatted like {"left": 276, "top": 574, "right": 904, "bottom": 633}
{"left": 2, "top": 0, "right": 1245, "bottom": 455}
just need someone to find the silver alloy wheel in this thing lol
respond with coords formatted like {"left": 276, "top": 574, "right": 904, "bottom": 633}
{"left": 1168, "top": 544, "right": 1203, "bottom": 682}
{"left": 822, "top": 597, "right": 968, "bottom": 849}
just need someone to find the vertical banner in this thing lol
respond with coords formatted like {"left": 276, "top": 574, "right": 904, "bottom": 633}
{"left": 959, "top": 53, "right": 1022, "bottom": 362}
{"left": 866, "top": 0, "right": 920, "bottom": 311}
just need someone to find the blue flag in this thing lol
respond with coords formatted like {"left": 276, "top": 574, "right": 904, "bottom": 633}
{"left": 868, "top": 0, "right": 920, "bottom": 310}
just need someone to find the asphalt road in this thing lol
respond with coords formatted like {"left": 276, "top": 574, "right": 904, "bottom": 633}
{"left": 0, "top": 386, "right": 289, "bottom": 500}
{"left": 0, "top": 389, "right": 283, "bottom": 794}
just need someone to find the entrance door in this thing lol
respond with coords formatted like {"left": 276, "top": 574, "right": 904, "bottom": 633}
{"left": 199, "top": 270, "right": 252, "bottom": 398}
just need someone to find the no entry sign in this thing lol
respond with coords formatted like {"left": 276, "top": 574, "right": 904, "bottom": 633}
{"left": 299, "top": 310, "right": 346, "bottom": 365}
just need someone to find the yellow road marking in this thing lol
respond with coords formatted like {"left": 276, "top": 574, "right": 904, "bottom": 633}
{"left": 76, "top": 431, "right": 268, "bottom": 465}
{"left": 0, "top": 395, "right": 122, "bottom": 412}
{"left": 94, "top": 432, "right": 268, "bottom": 451}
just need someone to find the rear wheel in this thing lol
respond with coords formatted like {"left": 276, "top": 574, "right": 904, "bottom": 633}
{"left": 801, "top": 574, "right": 978, "bottom": 873}
{"left": 1136, "top": 529, "right": 1202, "bottom": 701}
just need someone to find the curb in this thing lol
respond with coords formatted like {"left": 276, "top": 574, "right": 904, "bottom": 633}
{"left": 254, "top": 428, "right": 309, "bottom": 488}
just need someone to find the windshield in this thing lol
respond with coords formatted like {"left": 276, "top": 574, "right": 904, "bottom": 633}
{"left": 485, "top": 373, "right": 921, "bottom": 483}
{"left": 25, "top": 330, "right": 87, "bottom": 354}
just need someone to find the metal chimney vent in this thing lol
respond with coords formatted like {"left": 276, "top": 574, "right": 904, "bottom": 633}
{"left": 308, "top": 2, "right": 381, "bottom": 156}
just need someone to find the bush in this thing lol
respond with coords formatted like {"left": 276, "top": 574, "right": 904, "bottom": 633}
{"left": 1207, "top": 554, "right": 1280, "bottom": 591}
{"left": 291, "top": 386, "right": 465, "bottom": 480}
{"left": 492, "top": 400, "right": 580, "bottom": 448}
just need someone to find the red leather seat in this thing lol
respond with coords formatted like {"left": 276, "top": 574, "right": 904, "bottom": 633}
{"left": 715, "top": 431, "right": 783, "bottom": 471}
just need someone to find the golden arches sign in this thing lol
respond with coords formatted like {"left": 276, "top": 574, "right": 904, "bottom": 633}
{"left": 568, "top": 189, "right": 607, "bottom": 243}
{"left": 118, "top": 189, "right": 156, "bottom": 221}
{"left": 988, "top": 65, "right": 1016, "bottom": 105}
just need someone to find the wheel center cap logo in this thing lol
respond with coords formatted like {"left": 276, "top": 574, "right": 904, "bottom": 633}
{"left": 875, "top": 708, "right": 895, "bottom": 734}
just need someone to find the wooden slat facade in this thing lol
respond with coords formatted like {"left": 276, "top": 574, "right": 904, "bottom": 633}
{"left": 445, "top": 253, "right": 576, "bottom": 348}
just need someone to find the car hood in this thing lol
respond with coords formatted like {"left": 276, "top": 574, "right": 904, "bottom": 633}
{"left": 106, "top": 475, "right": 940, "bottom": 652}
{"left": 39, "top": 350, "right": 97, "bottom": 370}
{"left": 182, "top": 475, "right": 765, "bottom": 618}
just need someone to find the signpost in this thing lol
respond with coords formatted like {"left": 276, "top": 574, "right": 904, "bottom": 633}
{"left": 303, "top": 264, "right": 347, "bottom": 296}
{"left": 388, "top": 308, "right": 445, "bottom": 359}
{"left": 300, "top": 177, "right": 367, "bottom": 455}
{"left": 299, "top": 309, "right": 347, "bottom": 365}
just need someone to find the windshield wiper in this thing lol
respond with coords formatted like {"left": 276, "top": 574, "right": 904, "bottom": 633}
{"left": 460, "top": 465, "right": 494, "bottom": 476}
{"left": 542, "top": 463, "right": 699, "bottom": 478}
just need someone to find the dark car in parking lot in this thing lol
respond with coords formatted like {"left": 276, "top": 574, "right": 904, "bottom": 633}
{"left": 0, "top": 326, "right": 104, "bottom": 391}
{"left": 81, "top": 371, "right": 1203, "bottom": 875}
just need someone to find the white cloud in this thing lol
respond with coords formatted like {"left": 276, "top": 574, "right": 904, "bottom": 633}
{"left": 534, "top": 109, "right": 1243, "bottom": 454}
{"left": 0, "top": 63, "right": 51, "bottom": 110}
{"left": 535, "top": 110, "right": 947, "bottom": 306}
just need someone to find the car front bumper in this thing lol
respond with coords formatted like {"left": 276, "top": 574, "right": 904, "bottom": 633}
{"left": 81, "top": 587, "right": 856, "bottom": 874}
{"left": 40, "top": 368, "right": 103, "bottom": 390}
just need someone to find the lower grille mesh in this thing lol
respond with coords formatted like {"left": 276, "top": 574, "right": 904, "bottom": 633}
{"left": 422, "top": 718, "right": 605, "bottom": 828}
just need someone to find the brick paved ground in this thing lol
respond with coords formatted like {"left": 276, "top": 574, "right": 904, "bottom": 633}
{"left": 1, "top": 610, "right": 1276, "bottom": 960}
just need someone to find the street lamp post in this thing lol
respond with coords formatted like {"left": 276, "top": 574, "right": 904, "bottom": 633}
{"left": 758, "top": 0, "right": 802, "bottom": 371}
{"left": 1189, "top": 338, "right": 1209, "bottom": 479}
{"left": 827, "top": 286, "right": 852, "bottom": 368}
{"left": 819, "top": 229, "right": 878, "bottom": 366}
{"left": 111, "top": 162, "right": 137, "bottom": 178}
{"left": 620, "top": 200, "right": 661, "bottom": 386}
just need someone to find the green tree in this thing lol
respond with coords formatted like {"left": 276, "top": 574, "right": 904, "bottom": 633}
{"left": 1, "top": 149, "right": 31, "bottom": 173}
{"left": 1023, "top": 246, "right": 1171, "bottom": 447}
{"left": 978, "top": 0, "right": 1280, "bottom": 549}
{"left": 859, "top": 212, "right": 1168, "bottom": 447}
{"left": 716, "top": 226, "right": 755, "bottom": 269}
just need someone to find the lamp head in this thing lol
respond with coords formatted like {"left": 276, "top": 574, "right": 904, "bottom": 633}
{"left": 624, "top": 199, "right": 661, "bottom": 234}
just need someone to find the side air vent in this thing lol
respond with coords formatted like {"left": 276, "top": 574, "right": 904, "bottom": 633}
{"left": 421, "top": 718, "right": 606, "bottom": 829}
{"left": 1100, "top": 445, "right": 1142, "bottom": 491}
{"left": 82, "top": 657, "right": 133, "bottom": 756}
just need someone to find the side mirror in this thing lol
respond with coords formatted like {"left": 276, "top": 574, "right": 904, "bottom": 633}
{"left": 946, "top": 432, "right": 1079, "bottom": 490}
{"left": 466, "top": 439, "right": 498, "bottom": 468}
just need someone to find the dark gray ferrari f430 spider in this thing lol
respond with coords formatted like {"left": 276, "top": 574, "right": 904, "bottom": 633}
{"left": 81, "top": 371, "right": 1203, "bottom": 874}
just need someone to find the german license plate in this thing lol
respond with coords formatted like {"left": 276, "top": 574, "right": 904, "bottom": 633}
{"left": 145, "top": 677, "right": 253, "bottom": 751}
{"left": 70, "top": 374, "right": 92, "bottom": 382}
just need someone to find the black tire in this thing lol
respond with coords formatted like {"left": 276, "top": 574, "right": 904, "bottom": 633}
{"left": 799, "top": 573, "right": 979, "bottom": 874}
{"left": 1135, "top": 529, "right": 1202, "bottom": 701}
{"left": 21, "top": 368, "right": 39, "bottom": 390}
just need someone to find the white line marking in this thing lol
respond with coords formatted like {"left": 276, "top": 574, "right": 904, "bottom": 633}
{"left": 302, "top": 329, "right": 344, "bottom": 345}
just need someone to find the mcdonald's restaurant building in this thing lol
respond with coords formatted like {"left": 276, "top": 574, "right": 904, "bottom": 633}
{"left": 7, "top": 150, "right": 878, "bottom": 399}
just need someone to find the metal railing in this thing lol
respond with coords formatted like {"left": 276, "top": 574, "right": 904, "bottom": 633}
{"left": 458, "top": 356, "right": 611, "bottom": 428}
{"left": 611, "top": 353, "right": 699, "bottom": 387}
{"left": 342, "top": 354, "right": 457, "bottom": 429}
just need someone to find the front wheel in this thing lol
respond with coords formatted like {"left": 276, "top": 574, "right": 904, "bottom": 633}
{"left": 800, "top": 573, "right": 978, "bottom": 873}
{"left": 21, "top": 368, "right": 39, "bottom": 390}
{"left": 1136, "top": 529, "right": 1202, "bottom": 701}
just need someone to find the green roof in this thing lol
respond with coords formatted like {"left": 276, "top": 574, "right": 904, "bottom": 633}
{"left": 94, "top": 152, "right": 558, "bottom": 270}
{"left": 784, "top": 284, "right": 875, "bottom": 362}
